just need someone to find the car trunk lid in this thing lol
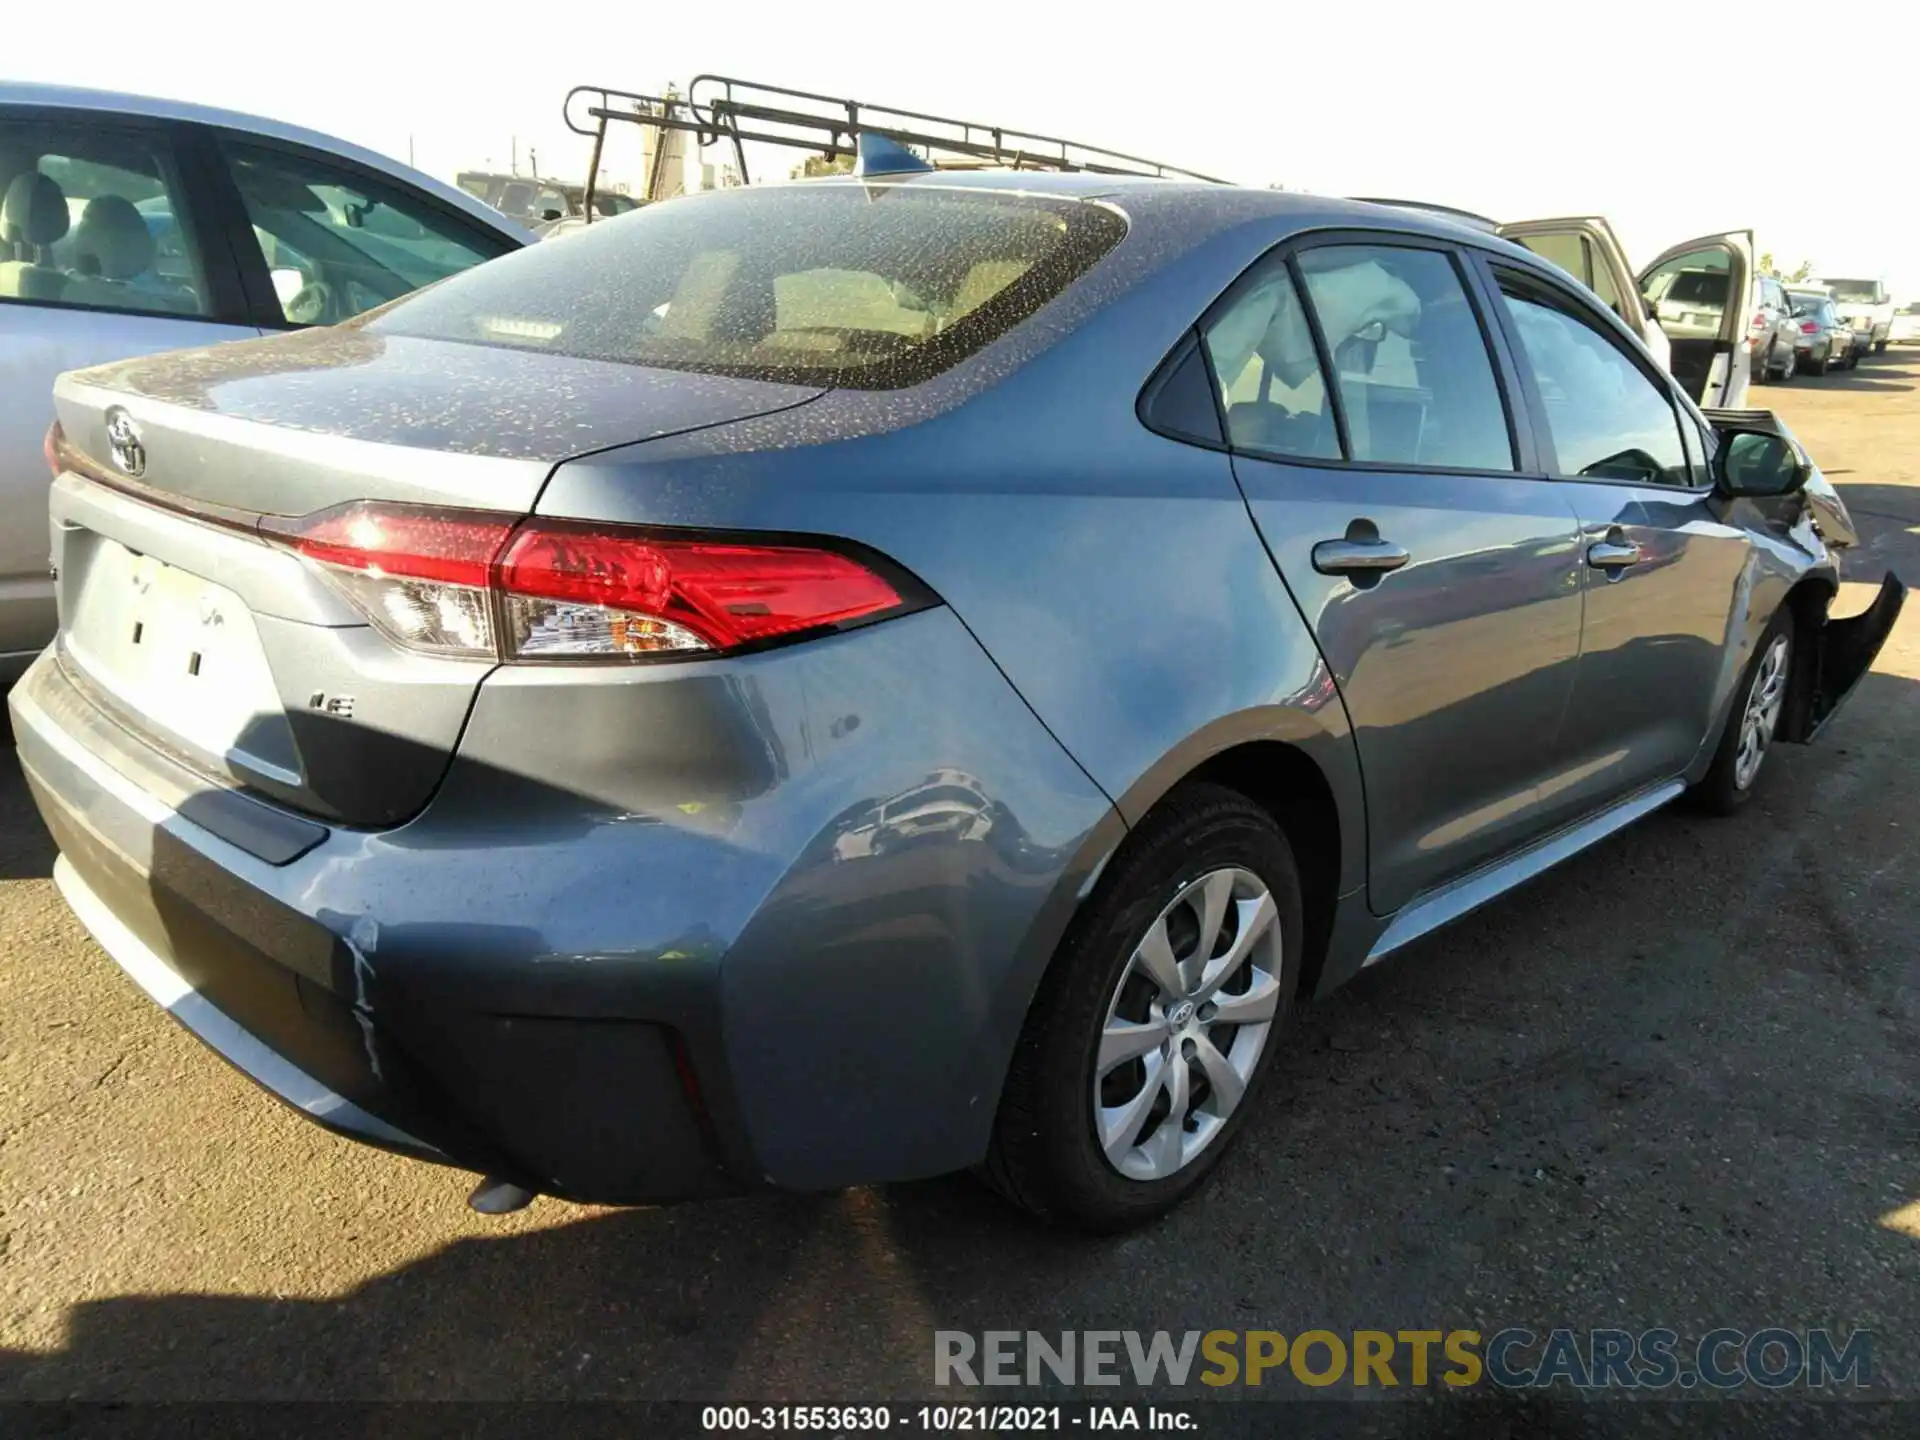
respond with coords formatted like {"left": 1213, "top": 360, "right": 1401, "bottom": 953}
{"left": 48, "top": 332, "right": 825, "bottom": 829}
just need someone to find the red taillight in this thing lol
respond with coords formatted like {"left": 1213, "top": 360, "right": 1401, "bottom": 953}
{"left": 268, "top": 500, "right": 515, "bottom": 586}
{"left": 497, "top": 525, "right": 905, "bottom": 654}
{"left": 1801, "top": 321, "right": 1820, "bottom": 334}
{"left": 263, "top": 501, "right": 915, "bottom": 661}
{"left": 44, "top": 421, "right": 63, "bottom": 478}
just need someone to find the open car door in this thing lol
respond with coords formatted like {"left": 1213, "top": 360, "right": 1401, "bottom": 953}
{"left": 1637, "top": 230, "right": 1754, "bottom": 409}
{"left": 1496, "top": 216, "right": 1671, "bottom": 369}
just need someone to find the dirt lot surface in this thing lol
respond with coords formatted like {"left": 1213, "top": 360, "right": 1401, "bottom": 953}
{"left": 2, "top": 352, "right": 1916, "bottom": 1420}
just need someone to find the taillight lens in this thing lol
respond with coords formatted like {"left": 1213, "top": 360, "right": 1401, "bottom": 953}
{"left": 265, "top": 501, "right": 514, "bottom": 658}
{"left": 496, "top": 525, "right": 905, "bottom": 657}
{"left": 263, "top": 501, "right": 916, "bottom": 662}
{"left": 1801, "top": 321, "right": 1820, "bottom": 334}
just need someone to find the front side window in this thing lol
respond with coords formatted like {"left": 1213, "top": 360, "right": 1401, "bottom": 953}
{"left": 1497, "top": 276, "right": 1691, "bottom": 487}
{"left": 0, "top": 121, "right": 209, "bottom": 316}
{"left": 223, "top": 141, "right": 506, "bottom": 325}
{"left": 1296, "top": 244, "right": 1514, "bottom": 471}
{"left": 370, "top": 183, "right": 1126, "bottom": 389}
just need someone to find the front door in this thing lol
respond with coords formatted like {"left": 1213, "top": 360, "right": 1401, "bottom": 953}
{"left": 1198, "top": 237, "right": 1585, "bottom": 915}
{"left": 1482, "top": 260, "right": 1751, "bottom": 812}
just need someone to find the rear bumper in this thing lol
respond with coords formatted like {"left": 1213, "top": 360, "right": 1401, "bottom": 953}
{"left": 13, "top": 653, "right": 728, "bottom": 1200}
{"left": 10, "top": 605, "right": 1117, "bottom": 1202}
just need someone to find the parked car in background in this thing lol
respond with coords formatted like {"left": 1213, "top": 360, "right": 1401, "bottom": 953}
{"left": 1747, "top": 273, "right": 1801, "bottom": 382}
{"left": 1787, "top": 289, "right": 1855, "bottom": 373}
{"left": 456, "top": 169, "right": 639, "bottom": 232}
{"left": 1815, "top": 276, "right": 1893, "bottom": 354}
{"left": 0, "top": 83, "right": 535, "bottom": 688}
{"left": 1891, "top": 301, "right": 1920, "bottom": 345}
{"left": 14, "top": 173, "right": 1903, "bottom": 1230}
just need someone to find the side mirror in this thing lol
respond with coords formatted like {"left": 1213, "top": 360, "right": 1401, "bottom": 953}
{"left": 1715, "top": 429, "right": 1810, "bottom": 498}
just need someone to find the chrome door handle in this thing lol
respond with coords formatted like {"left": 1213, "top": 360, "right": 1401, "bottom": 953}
{"left": 1586, "top": 539, "right": 1641, "bottom": 569}
{"left": 1312, "top": 538, "right": 1411, "bottom": 576}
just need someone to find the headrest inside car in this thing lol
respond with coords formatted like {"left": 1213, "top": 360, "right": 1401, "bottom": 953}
{"left": 1, "top": 170, "right": 70, "bottom": 250}
{"left": 70, "top": 195, "right": 155, "bottom": 279}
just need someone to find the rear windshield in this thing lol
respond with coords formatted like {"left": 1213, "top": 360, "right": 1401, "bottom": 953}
{"left": 368, "top": 182, "right": 1128, "bottom": 389}
{"left": 1820, "top": 279, "right": 1879, "bottom": 303}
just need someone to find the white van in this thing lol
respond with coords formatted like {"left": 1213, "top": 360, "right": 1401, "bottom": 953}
{"left": 1814, "top": 277, "right": 1894, "bottom": 354}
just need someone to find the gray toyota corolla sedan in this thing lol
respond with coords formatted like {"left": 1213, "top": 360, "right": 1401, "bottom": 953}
{"left": 13, "top": 164, "right": 1904, "bottom": 1230}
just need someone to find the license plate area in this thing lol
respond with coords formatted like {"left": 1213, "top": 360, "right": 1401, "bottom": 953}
{"left": 63, "top": 535, "right": 300, "bottom": 785}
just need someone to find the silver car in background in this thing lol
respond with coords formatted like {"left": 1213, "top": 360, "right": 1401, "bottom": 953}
{"left": 1748, "top": 273, "right": 1801, "bottom": 382}
{"left": 0, "top": 83, "right": 534, "bottom": 687}
{"left": 1786, "top": 288, "right": 1856, "bottom": 373}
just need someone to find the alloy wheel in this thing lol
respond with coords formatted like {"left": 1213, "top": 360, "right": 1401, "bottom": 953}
{"left": 1734, "top": 633, "right": 1790, "bottom": 791}
{"left": 1092, "top": 868, "right": 1282, "bottom": 1181}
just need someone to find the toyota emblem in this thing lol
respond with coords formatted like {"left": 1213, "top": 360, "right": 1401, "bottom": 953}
{"left": 105, "top": 407, "right": 146, "bottom": 478}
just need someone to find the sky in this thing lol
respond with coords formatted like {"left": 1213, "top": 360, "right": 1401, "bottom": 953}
{"left": 16, "top": 0, "right": 1918, "bottom": 294}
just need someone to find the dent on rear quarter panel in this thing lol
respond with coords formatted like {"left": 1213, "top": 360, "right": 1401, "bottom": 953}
{"left": 414, "top": 607, "right": 1117, "bottom": 1188}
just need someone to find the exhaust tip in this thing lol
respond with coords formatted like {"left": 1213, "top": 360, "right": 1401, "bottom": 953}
{"left": 467, "top": 1176, "right": 536, "bottom": 1215}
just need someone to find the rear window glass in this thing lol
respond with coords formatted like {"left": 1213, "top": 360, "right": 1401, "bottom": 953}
{"left": 368, "top": 183, "right": 1127, "bottom": 389}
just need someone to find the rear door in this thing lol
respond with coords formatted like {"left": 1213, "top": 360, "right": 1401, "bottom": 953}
{"left": 1199, "top": 234, "right": 1586, "bottom": 915}
{"left": 1480, "top": 257, "right": 1750, "bottom": 810}
{"left": 0, "top": 108, "right": 259, "bottom": 668}
{"left": 1637, "top": 230, "right": 1754, "bottom": 408}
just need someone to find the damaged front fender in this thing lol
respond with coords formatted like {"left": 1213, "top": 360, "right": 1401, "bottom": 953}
{"left": 1783, "top": 572, "right": 1907, "bottom": 743}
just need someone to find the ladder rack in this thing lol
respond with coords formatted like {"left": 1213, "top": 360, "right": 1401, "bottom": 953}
{"left": 563, "top": 74, "right": 1225, "bottom": 221}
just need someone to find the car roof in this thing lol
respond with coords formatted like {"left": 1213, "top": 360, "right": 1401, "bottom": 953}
{"left": 799, "top": 168, "right": 1513, "bottom": 247}
{"left": 0, "top": 81, "right": 536, "bottom": 245}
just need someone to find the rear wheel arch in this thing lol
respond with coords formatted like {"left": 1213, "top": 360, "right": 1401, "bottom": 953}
{"left": 1180, "top": 742, "right": 1343, "bottom": 1000}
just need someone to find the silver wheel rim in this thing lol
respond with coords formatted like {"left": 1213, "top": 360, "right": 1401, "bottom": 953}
{"left": 1734, "top": 633, "right": 1790, "bottom": 791}
{"left": 1092, "top": 867, "right": 1282, "bottom": 1182}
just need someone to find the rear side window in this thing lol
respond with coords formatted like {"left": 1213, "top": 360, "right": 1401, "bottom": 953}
{"left": 1297, "top": 244, "right": 1514, "bottom": 471}
{"left": 1198, "top": 261, "right": 1340, "bottom": 460}
{"left": 1496, "top": 275, "right": 1691, "bottom": 487}
{"left": 369, "top": 184, "right": 1127, "bottom": 389}
{"left": 1199, "top": 242, "right": 1515, "bottom": 471}
{"left": 0, "top": 120, "right": 211, "bottom": 316}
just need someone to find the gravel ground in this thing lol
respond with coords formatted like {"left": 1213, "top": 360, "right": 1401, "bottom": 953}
{"left": 1, "top": 351, "right": 1916, "bottom": 1423}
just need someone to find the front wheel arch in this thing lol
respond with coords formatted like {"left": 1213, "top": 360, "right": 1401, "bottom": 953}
{"left": 1779, "top": 576, "right": 1839, "bottom": 740}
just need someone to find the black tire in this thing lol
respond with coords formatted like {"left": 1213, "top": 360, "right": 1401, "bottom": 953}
{"left": 982, "top": 783, "right": 1304, "bottom": 1231}
{"left": 1805, "top": 350, "right": 1829, "bottom": 375}
{"left": 1875, "top": 339, "right": 1888, "bottom": 354}
{"left": 1690, "top": 608, "right": 1795, "bottom": 816}
{"left": 1757, "top": 342, "right": 1777, "bottom": 384}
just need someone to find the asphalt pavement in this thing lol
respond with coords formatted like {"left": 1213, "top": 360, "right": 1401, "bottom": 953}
{"left": 1, "top": 351, "right": 1916, "bottom": 1416}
